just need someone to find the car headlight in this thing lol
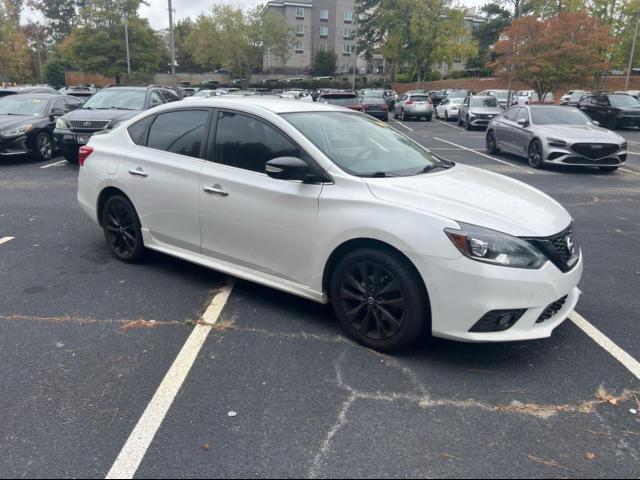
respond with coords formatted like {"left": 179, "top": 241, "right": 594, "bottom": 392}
{"left": 445, "top": 223, "right": 547, "bottom": 269}
{"left": 469, "top": 113, "right": 476, "bottom": 118}
{"left": 546, "top": 137, "right": 567, "bottom": 147}
{"left": 56, "top": 118, "right": 70, "bottom": 129}
{"left": 621, "top": 141, "right": 627, "bottom": 150}
{"left": 1, "top": 124, "right": 33, "bottom": 137}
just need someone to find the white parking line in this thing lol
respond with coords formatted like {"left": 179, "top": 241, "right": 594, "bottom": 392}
{"left": 627, "top": 140, "right": 640, "bottom": 145}
{"left": 106, "top": 280, "right": 235, "bottom": 479}
{"left": 433, "top": 137, "right": 521, "bottom": 167}
{"left": 0, "top": 237, "right": 15, "bottom": 246}
{"left": 436, "top": 120, "right": 466, "bottom": 132}
{"left": 390, "top": 120, "right": 414, "bottom": 132}
{"left": 620, "top": 167, "right": 640, "bottom": 175}
{"left": 570, "top": 311, "right": 640, "bottom": 381}
{"left": 40, "top": 160, "right": 67, "bottom": 169}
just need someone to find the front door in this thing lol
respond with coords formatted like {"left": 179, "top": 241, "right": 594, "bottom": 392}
{"left": 199, "top": 110, "right": 323, "bottom": 286}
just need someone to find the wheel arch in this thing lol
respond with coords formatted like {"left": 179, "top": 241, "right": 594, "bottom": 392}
{"left": 96, "top": 186, "right": 134, "bottom": 227}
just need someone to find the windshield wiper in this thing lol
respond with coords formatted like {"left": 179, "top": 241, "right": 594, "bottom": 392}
{"left": 418, "top": 163, "right": 454, "bottom": 174}
{"left": 360, "top": 171, "right": 400, "bottom": 178}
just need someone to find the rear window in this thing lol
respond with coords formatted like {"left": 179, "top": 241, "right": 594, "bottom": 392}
{"left": 320, "top": 95, "right": 358, "bottom": 106}
{"left": 409, "top": 95, "right": 429, "bottom": 102}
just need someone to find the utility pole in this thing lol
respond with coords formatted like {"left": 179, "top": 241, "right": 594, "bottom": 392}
{"left": 124, "top": 16, "right": 131, "bottom": 77}
{"left": 168, "top": 0, "right": 177, "bottom": 82}
{"left": 625, "top": 12, "right": 640, "bottom": 91}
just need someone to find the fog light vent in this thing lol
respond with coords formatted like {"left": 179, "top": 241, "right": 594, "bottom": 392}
{"left": 469, "top": 309, "right": 527, "bottom": 333}
{"left": 536, "top": 296, "right": 568, "bottom": 323}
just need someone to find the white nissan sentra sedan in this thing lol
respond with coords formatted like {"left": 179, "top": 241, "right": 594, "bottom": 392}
{"left": 77, "top": 98, "right": 583, "bottom": 351}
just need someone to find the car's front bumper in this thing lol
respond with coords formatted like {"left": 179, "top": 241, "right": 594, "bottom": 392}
{"left": 543, "top": 144, "right": 626, "bottom": 167}
{"left": 0, "top": 134, "right": 31, "bottom": 156}
{"left": 54, "top": 129, "right": 95, "bottom": 155}
{"left": 406, "top": 251, "right": 583, "bottom": 342}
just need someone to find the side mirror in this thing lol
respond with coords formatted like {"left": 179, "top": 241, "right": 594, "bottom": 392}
{"left": 592, "top": 121, "right": 600, "bottom": 126}
{"left": 266, "top": 157, "right": 310, "bottom": 182}
{"left": 50, "top": 108, "right": 65, "bottom": 118}
{"left": 517, "top": 118, "right": 530, "bottom": 127}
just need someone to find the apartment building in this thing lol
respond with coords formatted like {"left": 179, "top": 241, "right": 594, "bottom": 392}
{"left": 263, "top": 0, "right": 362, "bottom": 75}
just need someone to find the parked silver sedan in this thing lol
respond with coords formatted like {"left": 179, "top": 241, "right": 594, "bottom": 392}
{"left": 393, "top": 92, "right": 433, "bottom": 121}
{"left": 485, "top": 105, "right": 627, "bottom": 172}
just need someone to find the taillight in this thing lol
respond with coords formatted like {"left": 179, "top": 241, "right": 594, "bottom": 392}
{"left": 78, "top": 146, "right": 94, "bottom": 167}
{"left": 406, "top": 100, "right": 414, "bottom": 105}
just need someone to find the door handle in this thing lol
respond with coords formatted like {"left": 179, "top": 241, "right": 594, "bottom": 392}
{"left": 129, "top": 168, "right": 148, "bottom": 178}
{"left": 203, "top": 185, "right": 229, "bottom": 197}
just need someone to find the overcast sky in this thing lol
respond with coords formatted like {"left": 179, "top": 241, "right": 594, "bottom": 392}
{"left": 24, "top": 0, "right": 489, "bottom": 30}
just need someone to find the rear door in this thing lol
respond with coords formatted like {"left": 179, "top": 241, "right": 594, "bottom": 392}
{"left": 493, "top": 106, "right": 518, "bottom": 149}
{"left": 512, "top": 107, "right": 534, "bottom": 154}
{"left": 125, "top": 108, "right": 210, "bottom": 252}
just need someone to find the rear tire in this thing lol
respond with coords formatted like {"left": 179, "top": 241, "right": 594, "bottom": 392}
{"left": 101, "top": 195, "right": 145, "bottom": 263}
{"left": 330, "top": 248, "right": 428, "bottom": 352}
{"left": 426, "top": 115, "right": 432, "bottom": 122}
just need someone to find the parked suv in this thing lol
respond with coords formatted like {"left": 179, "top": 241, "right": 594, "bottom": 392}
{"left": 394, "top": 92, "right": 433, "bottom": 121}
{"left": 458, "top": 95, "right": 503, "bottom": 130}
{"left": 54, "top": 85, "right": 179, "bottom": 163}
{"left": 577, "top": 93, "right": 640, "bottom": 130}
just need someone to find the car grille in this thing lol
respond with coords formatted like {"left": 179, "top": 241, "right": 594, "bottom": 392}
{"left": 525, "top": 224, "right": 579, "bottom": 273}
{"left": 571, "top": 143, "right": 619, "bottom": 159}
{"left": 562, "top": 157, "right": 620, "bottom": 165}
{"left": 69, "top": 120, "right": 110, "bottom": 131}
{"left": 536, "top": 296, "right": 568, "bottom": 323}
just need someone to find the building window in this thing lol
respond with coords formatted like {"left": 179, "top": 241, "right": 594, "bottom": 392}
{"left": 320, "top": 26, "right": 329, "bottom": 38}
{"left": 343, "top": 44, "right": 354, "bottom": 55}
{"left": 344, "top": 11, "right": 353, "bottom": 23}
{"left": 321, "top": 43, "right": 328, "bottom": 52}
{"left": 296, "top": 25, "right": 304, "bottom": 36}
{"left": 296, "top": 7, "right": 304, "bottom": 19}
{"left": 320, "top": 9, "right": 329, "bottom": 21}
{"left": 343, "top": 28, "right": 352, "bottom": 39}
{"left": 295, "top": 41, "right": 304, "bottom": 53}
{"left": 341, "top": 63, "right": 350, "bottom": 73}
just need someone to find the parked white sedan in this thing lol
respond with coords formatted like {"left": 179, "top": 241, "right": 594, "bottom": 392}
{"left": 77, "top": 99, "right": 582, "bottom": 351}
{"left": 435, "top": 97, "right": 463, "bottom": 121}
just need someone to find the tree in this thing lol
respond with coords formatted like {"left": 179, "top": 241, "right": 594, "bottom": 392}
{"left": 357, "top": 0, "right": 477, "bottom": 82}
{"left": 313, "top": 50, "right": 337, "bottom": 76}
{"left": 27, "top": 0, "right": 79, "bottom": 42}
{"left": 466, "top": 3, "right": 512, "bottom": 76}
{"left": 490, "top": 13, "right": 612, "bottom": 101}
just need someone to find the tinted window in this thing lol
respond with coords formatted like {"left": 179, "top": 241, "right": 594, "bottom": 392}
{"left": 214, "top": 112, "right": 299, "bottom": 173}
{"left": 609, "top": 94, "right": 640, "bottom": 108}
{"left": 128, "top": 116, "right": 155, "bottom": 145}
{"left": 516, "top": 108, "right": 530, "bottom": 123}
{"left": 409, "top": 95, "right": 429, "bottom": 102}
{"left": 470, "top": 96, "right": 498, "bottom": 108}
{"left": 147, "top": 110, "right": 208, "bottom": 158}
{"left": 148, "top": 91, "right": 164, "bottom": 108}
{"left": 82, "top": 89, "right": 146, "bottom": 110}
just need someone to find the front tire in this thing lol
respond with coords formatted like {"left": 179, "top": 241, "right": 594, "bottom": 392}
{"left": 465, "top": 117, "right": 472, "bottom": 130}
{"left": 34, "top": 132, "right": 54, "bottom": 162}
{"left": 330, "top": 248, "right": 428, "bottom": 351}
{"left": 444, "top": 112, "right": 449, "bottom": 122}
{"left": 101, "top": 195, "right": 145, "bottom": 263}
{"left": 528, "top": 139, "right": 545, "bottom": 169}
{"left": 486, "top": 131, "right": 500, "bottom": 154}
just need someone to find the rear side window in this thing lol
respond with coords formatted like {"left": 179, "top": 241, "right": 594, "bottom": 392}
{"left": 147, "top": 110, "right": 209, "bottom": 158}
{"left": 128, "top": 116, "right": 154, "bottom": 145}
{"left": 213, "top": 111, "right": 299, "bottom": 173}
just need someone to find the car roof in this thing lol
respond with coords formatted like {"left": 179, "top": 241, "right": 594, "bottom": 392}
{"left": 154, "top": 97, "right": 349, "bottom": 114}
{"left": 3, "top": 93, "right": 60, "bottom": 100}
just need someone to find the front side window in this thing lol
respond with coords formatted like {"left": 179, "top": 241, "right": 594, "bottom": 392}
{"left": 516, "top": 107, "right": 530, "bottom": 123}
{"left": 214, "top": 112, "right": 299, "bottom": 173}
{"left": 148, "top": 91, "right": 164, "bottom": 108}
{"left": 503, "top": 107, "right": 519, "bottom": 121}
{"left": 283, "top": 112, "right": 448, "bottom": 177}
{"left": 146, "top": 110, "right": 208, "bottom": 158}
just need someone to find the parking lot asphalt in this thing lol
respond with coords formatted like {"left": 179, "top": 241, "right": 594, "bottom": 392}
{"left": 1, "top": 120, "right": 639, "bottom": 479}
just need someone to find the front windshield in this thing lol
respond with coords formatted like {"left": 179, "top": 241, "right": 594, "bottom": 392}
{"left": 0, "top": 96, "right": 48, "bottom": 116}
{"left": 283, "top": 112, "right": 449, "bottom": 177}
{"left": 531, "top": 107, "right": 591, "bottom": 125}
{"left": 470, "top": 96, "right": 498, "bottom": 108}
{"left": 364, "top": 91, "right": 384, "bottom": 98}
{"left": 490, "top": 91, "right": 509, "bottom": 100}
{"left": 82, "top": 89, "right": 146, "bottom": 110}
{"left": 609, "top": 95, "right": 640, "bottom": 108}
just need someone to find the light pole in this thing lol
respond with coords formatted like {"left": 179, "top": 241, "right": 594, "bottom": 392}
{"left": 124, "top": 16, "right": 131, "bottom": 76}
{"left": 625, "top": 12, "right": 640, "bottom": 91}
{"left": 168, "top": 0, "right": 177, "bottom": 81}
{"left": 352, "top": 17, "right": 358, "bottom": 91}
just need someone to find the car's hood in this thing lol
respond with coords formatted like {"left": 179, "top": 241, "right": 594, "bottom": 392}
{"left": 63, "top": 108, "right": 142, "bottom": 123}
{"left": 533, "top": 124, "right": 624, "bottom": 142}
{"left": 0, "top": 114, "right": 37, "bottom": 130}
{"left": 469, "top": 107, "right": 502, "bottom": 115}
{"left": 364, "top": 164, "right": 571, "bottom": 237}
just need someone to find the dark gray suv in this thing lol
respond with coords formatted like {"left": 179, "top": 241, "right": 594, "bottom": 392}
{"left": 54, "top": 85, "right": 179, "bottom": 163}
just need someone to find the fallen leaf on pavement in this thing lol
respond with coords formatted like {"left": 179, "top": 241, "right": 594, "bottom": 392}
{"left": 586, "top": 452, "right": 596, "bottom": 461}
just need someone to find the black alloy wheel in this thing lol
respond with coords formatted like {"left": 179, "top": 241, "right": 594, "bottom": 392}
{"left": 486, "top": 131, "right": 499, "bottom": 154}
{"left": 528, "top": 139, "right": 545, "bottom": 168}
{"left": 35, "top": 133, "right": 54, "bottom": 161}
{"left": 102, "top": 195, "right": 144, "bottom": 262}
{"left": 330, "top": 248, "right": 428, "bottom": 351}
{"left": 465, "top": 116, "right": 472, "bottom": 130}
